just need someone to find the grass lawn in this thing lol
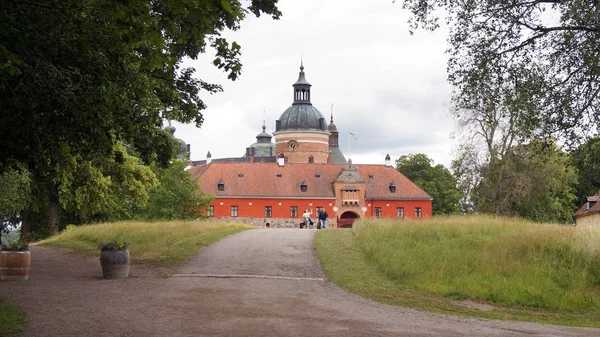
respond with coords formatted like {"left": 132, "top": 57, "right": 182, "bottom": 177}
{"left": 38, "top": 219, "right": 252, "bottom": 267}
{"left": 0, "top": 297, "right": 26, "bottom": 337}
{"left": 314, "top": 215, "right": 600, "bottom": 327}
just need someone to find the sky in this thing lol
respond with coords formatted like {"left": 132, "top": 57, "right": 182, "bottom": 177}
{"left": 174, "top": 0, "right": 457, "bottom": 168}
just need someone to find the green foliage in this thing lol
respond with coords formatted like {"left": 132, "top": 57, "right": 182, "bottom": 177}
{"left": 0, "top": 238, "right": 29, "bottom": 251}
{"left": 0, "top": 165, "right": 31, "bottom": 237}
{"left": 39, "top": 220, "right": 251, "bottom": 266}
{"left": 474, "top": 139, "right": 577, "bottom": 223}
{"left": 135, "top": 161, "right": 213, "bottom": 221}
{"left": 396, "top": 154, "right": 461, "bottom": 215}
{"left": 569, "top": 137, "right": 600, "bottom": 207}
{"left": 398, "top": 0, "right": 600, "bottom": 144}
{"left": 58, "top": 142, "right": 159, "bottom": 223}
{"left": 0, "top": 297, "right": 26, "bottom": 337}
{"left": 98, "top": 238, "right": 130, "bottom": 251}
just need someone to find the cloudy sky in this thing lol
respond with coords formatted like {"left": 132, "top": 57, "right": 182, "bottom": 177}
{"left": 175, "top": 0, "right": 457, "bottom": 168}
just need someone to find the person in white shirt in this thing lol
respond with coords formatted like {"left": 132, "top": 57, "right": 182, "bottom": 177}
{"left": 302, "top": 209, "right": 312, "bottom": 229}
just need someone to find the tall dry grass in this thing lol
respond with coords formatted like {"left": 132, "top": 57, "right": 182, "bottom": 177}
{"left": 353, "top": 215, "right": 600, "bottom": 311}
{"left": 38, "top": 220, "right": 251, "bottom": 266}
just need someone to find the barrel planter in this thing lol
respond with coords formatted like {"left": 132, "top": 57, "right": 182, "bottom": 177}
{"left": 0, "top": 250, "right": 31, "bottom": 281}
{"left": 100, "top": 249, "right": 129, "bottom": 279}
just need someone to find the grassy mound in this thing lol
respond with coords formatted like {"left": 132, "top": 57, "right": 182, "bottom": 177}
{"left": 315, "top": 215, "right": 600, "bottom": 326}
{"left": 38, "top": 220, "right": 251, "bottom": 266}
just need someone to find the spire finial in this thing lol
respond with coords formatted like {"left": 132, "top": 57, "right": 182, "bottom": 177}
{"left": 262, "top": 120, "right": 266, "bottom": 132}
{"left": 300, "top": 54, "right": 304, "bottom": 71}
{"left": 168, "top": 120, "right": 172, "bottom": 126}
{"left": 330, "top": 104, "right": 334, "bottom": 123}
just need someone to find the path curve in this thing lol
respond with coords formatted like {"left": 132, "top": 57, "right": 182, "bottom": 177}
{"left": 0, "top": 229, "right": 598, "bottom": 337}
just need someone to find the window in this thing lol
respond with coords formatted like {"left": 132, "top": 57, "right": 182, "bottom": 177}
{"left": 375, "top": 207, "right": 382, "bottom": 218}
{"left": 238, "top": 174, "right": 244, "bottom": 177}
{"left": 290, "top": 206, "right": 298, "bottom": 217}
{"left": 265, "top": 206, "right": 272, "bottom": 218}
{"left": 308, "top": 155, "right": 314, "bottom": 163}
{"left": 315, "top": 174, "right": 320, "bottom": 178}
{"left": 217, "top": 179, "right": 225, "bottom": 191}
{"left": 415, "top": 207, "right": 422, "bottom": 218}
{"left": 397, "top": 207, "right": 404, "bottom": 218}
{"left": 389, "top": 183, "right": 396, "bottom": 193}
{"left": 230, "top": 206, "right": 238, "bottom": 217}
{"left": 300, "top": 181, "right": 308, "bottom": 192}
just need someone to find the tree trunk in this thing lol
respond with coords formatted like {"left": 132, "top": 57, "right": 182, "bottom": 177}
{"left": 21, "top": 211, "right": 30, "bottom": 242}
{"left": 48, "top": 184, "right": 60, "bottom": 235}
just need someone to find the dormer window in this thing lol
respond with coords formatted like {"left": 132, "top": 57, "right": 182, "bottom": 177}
{"left": 308, "top": 155, "right": 314, "bottom": 163}
{"left": 217, "top": 179, "right": 225, "bottom": 191}
{"left": 300, "top": 180, "right": 308, "bottom": 192}
{"left": 389, "top": 182, "right": 397, "bottom": 193}
{"left": 238, "top": 174, "right": 244, "bottom": 177}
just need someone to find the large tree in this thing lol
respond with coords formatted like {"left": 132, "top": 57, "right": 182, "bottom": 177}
{"left": 569, "top": 136, "right": 600, "bottom": 207}
{"left": 396, "top": 154, "right": 461, "bottom": 215}
{"left": 399, "top": 0, "right": 600, "bottom": 143}
{"left": 0, "top": 0, "right": 280, "bottom": 234}
{"left": 135, "top": 160, "right": 213, "bottom": 221}
{"left": 474, "top": 139, "right": 577, "bottom": 223}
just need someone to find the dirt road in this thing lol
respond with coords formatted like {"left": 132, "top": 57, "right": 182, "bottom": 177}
{"left": 1, "top": 228, "right": 598, "bottom": 336}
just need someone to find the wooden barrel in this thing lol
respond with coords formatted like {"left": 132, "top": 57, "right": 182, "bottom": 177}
{"left": 0, "top": 250, "right": 31, "bottom": 281}
{"left": 100, "top": 249, "right": 129, "bottom": 279}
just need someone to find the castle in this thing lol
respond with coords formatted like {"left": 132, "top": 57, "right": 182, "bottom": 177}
{"left": 186, "top": 63, "right": 432, "bottom": 227}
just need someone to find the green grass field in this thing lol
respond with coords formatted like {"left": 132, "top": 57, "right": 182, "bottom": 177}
{"left": 38, "top": 219, "right": 251, "bottom": 266}
{"left": 0, "top": 297, "right": 26, "bottom": 337}
{"left": 315, "top": 215, "right": 600, "bottom": 327}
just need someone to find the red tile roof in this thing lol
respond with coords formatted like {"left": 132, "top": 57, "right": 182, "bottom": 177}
{"left": 188, "top": 162, "right": 431, "bottom": 200}
{"left": 574, "top": 200, "right": 600, "bottom": 218}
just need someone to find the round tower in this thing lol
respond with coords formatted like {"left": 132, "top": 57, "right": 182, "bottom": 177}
{"left": 273, "top": 62, "right": 331, "bottom": 163}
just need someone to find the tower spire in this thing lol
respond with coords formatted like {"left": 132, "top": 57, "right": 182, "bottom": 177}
{"left": 292, "top": 59, "right": 312, "bottom": 104}
{"left": 330, "top": 104, "right": 333, "bottom": 123}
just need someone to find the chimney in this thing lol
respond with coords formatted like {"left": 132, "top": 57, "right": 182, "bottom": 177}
{"left": 385, "top": 154, "right": 391, "bottom": 167}
{"left": 277, "top": 154, "right": 285, "bottom": 167}
{"left": 206, "top": 151, "right": 212, "bottom": 165}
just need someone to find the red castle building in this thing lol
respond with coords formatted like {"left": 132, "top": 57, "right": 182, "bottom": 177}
{"left": 187, "top": 63, "right": 432, "bottom": 227}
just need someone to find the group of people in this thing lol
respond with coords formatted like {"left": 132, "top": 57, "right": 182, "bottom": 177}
{"left": 300, "top": 209, "right": 328, "bottom": 229}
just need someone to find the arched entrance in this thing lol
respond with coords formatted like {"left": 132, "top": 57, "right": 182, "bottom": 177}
{"left": 337, "top": 211, "right": 360, "bottom": 228}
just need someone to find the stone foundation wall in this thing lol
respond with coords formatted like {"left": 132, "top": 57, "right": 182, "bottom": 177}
{"left": 217, "top": 217, "right": 335, "bottom": 228}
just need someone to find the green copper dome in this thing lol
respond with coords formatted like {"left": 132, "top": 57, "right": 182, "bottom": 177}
{"left": 276, "top": 63, "right": 327, "bottom": 132}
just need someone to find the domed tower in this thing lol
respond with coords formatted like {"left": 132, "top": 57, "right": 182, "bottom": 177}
{"left": 245, "top": 120, "right": 276, "bottom": 159}
{"left": 273, "top": 62, "right": 330, "bottom": 163}
{"left": 165, "top": 121, "right": 190, "bottom": 160}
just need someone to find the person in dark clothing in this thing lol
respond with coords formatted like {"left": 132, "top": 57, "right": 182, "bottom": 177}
{"left": 318, "top": 210, "right": 328, "bottom": 229}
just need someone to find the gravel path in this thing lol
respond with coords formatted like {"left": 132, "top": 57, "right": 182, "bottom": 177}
{"left": 1, "top": 228, "right": 599, "bottom": 337}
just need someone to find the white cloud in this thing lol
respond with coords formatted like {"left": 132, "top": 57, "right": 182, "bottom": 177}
{"left": 174, "top": 0, "right": 457, "bottom": 168}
